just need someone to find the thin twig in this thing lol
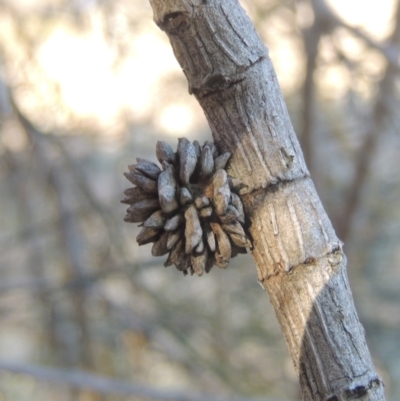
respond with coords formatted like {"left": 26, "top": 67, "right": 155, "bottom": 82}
{"left": 11, "top": 99, "right": 96, "bottom": 368}
{"left": 337, "top": 0, "right": 400, "bottom": 241}
{"left": 0, "top": 361, "right": 292, "bottom": 401}
{"left": 313, "top": 0, "right": 400, "bottom": 72}
{"left": 299, "top": 0, "right": 331, "bottom": 178}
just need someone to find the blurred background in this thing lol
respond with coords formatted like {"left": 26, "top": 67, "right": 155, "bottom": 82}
{"left": 0, "top": 0, "right": 399, "bottom": 400}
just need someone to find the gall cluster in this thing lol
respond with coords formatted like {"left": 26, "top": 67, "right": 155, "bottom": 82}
{"left": 122, "top": 138, "right": 251, "bottom": 276}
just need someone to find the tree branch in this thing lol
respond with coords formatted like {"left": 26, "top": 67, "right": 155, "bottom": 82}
{"left": 146, "top": 1, "right": 386, "bottom": 400}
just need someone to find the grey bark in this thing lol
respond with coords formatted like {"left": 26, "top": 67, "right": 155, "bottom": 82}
{"left": 147, "top": 1, "right": 386, "bottom": 400}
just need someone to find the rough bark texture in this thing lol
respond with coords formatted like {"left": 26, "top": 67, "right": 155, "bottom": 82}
{"left": 147, "top": 1, "right": 386, "bottom": 400}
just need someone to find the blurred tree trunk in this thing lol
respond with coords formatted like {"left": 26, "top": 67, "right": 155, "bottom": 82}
{"left": 337, "top": 0, "right": 400, "bottom": 242}
{"left": 147, "top": 1, "right": 386, "bottom": 400}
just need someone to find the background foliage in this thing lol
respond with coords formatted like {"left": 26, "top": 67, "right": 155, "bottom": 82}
{"left": 0, "top": 0, "right": 399, "bottom": 400}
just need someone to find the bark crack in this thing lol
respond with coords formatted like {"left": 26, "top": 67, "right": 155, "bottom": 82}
{"left": 241, "top": 173, "right": 310, "bottom": 197}
{"left": 195, "top": 55, "right": 266, "bottom": 98}
{"left": 259, "top": 244, "right": 343, "bottom": 282}
{"left": 218, "top": 99, "right": 253, "bottom": 172}
{"left": 237, "top": 83, "right": 275, "bottom": 178}
{"left": 220, "top": 4, "right": 252, "bottom": 50}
